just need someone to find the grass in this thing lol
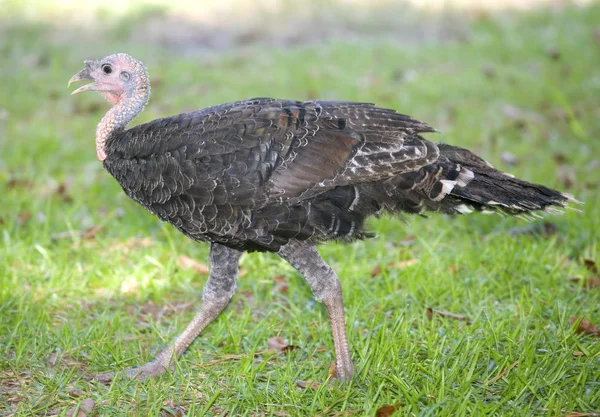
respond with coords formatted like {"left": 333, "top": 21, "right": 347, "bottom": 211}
{"left": 1, "top": 2, "right": 600, "bottom": 416}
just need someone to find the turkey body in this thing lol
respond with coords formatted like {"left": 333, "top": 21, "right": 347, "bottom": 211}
{"left": 103, "top": 98, "right": 564, "bottom": 253}
{"left": 70, "top": 54, "right": 574, "bottom": 383}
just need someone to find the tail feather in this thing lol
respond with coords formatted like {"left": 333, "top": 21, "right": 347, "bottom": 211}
{"left": 434, "top": 144, "right": 577, "bottom": 215}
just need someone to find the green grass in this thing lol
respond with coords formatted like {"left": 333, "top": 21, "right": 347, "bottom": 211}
{"left": 1, "top": 4, "right": 600, "bottom": 416}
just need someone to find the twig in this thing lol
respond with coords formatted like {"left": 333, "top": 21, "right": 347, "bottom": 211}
{"left": 487, "top": 360, "right": 519, "bottom": 384}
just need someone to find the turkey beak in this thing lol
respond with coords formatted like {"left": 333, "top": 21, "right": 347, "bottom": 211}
{"left": 69, "top": 63, "right": 97, "bottom": 95}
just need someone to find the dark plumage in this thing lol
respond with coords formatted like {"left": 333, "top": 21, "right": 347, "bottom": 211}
{"left": 69, "top": 53, "right": 576, "bottom": 383}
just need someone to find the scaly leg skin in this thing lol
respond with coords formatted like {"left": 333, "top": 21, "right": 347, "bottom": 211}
{"left": 95, "top": 243, "right": 242, "bottom": 383}
{"left": 278, "top": 240, "right": 354, "bottom": 383}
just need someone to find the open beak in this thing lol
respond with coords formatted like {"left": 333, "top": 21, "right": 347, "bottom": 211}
{"left": 68, "top": 63, "right": 97, "bottom": 95}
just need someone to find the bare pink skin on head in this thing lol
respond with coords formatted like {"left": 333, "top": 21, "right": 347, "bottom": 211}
{"left": 69, "top": 53, "right": 151, "bottom": 161}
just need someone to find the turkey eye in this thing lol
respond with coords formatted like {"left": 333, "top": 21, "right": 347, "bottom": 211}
{"left": 101, "top": 64, "right": 113, "bottom": 74}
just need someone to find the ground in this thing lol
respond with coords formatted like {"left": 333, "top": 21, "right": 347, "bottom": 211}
{"left": 0, "top": 1, "right": 599, "bottom": 416}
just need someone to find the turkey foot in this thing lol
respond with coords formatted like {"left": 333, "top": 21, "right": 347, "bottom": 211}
{"left": 94, "top": 360, "right": 171, "bottom": 383}
{"left": 92, "top": 244, "right": 241, "bottom": 384}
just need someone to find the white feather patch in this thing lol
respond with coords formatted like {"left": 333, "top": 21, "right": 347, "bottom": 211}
{"left": 432, "top": 179, "right": 456, "bottom": 202}
{"left": 456, "top": 169, "right": 475, "bottom": 187}
{"left": 455, "top": 204, "right": 473, "bottom": 214}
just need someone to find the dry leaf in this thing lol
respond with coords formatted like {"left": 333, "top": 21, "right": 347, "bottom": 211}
{"left": 426, "top": 308, "right": 472, "bottom": 324}
{"left": 328, "top": 361, "right": 336, "bottom": 379}
{"left": 65, "top": 399, "right": 95, "bottom": 417}
{"left": 45, "top": 349, "right": 61, "bottom": 366}
{"left": 569, "top": 317, "right": 600, "bottom": 336}
{"left": 375, "top": 403, "right": 401, "bottom": 417}
{"left": 569, "top": 276, "right": 600, "bottom": 290}
{"left": 583, "top": 259, "right": 598, "bottom": 275}
{"left": 371, "top": 265, "right": 383, "bottom": 277}
{"left": 17, "top": 211, "right": 32, "bottom": 225}
{"left": 273, "top": 275, "right": 289, "bottom": 294}
{"left": 564, "top": 412, "right": 600, "bottom": 417}
{"left": 56, "top": 182, "right": 73, "bottom": 203}
{"left": 486, "top": 360, "right": 519, "bottom": 384}
{"left": 161, "top": 399, "right": 187, "bottom": 417}
{"left": 7, "top": 178, "right": 33, "bottom": 189}
{"left": 572, "top": 351, "right": 585, "bottom": 357}
{"left": 296, "top": 379, "right": 321, "bottom": 389}
{"left": 267, "top": 336, "right": 296, "bottom": 352}
{"left": 547, "top": 47, "right": 561, "bottom": 61}
{"left": 177, "top": 255, "right": 209, "bottom": 274}
{"left": 553, "top": 151, "right": 568, "bottom": 164}
{"left": 395, "top": 259, "right": 418, "bottom": 268}
{"left": 68, "top": 389, "right": 85, "bottom": 397}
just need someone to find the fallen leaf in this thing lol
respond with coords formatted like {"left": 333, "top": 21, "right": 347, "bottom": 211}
{"left": 572, "top": 351, "right": 585, "bottom": 356}
{"left": 395, "top": 259, "right": 418, "bottom": 268}
{"left": 17, "top": 211, "right": 32, "bottom": 225}
{"left": 56, "top": 182, "right": 73, "bottom": 203}
{"left": 553, "top": 151, "right": 568, "bottom": 164}
{"left": 487, "top": 360, "right": 519, "bottom": 384}
{"left": 68, "top": 389, "right": 85, "bottom": 397}
{"left": 7, "top": 178, "right": 34, "bottom": 189}
{"left": 296, "top": 379, "right": 322, "bottom": 389}
{"left": 267, "top": 336, "right": 296, "bottom": 353}
{"left": 426, "top": 308, "right": 472, "bottom": 324}
{"left": 583, "top": 259, "right": 598, "bottom": 275}
{"left": 328, "top": 361, "right": 336, "bottom": 379}
{"left": 65, "top": 399, "right": 95, "bottom": 417}
{"left": 547, "top": 47, "right": 561, "bottom": 61}
{"left": 564, "top": 412, "right": 600, "bottom": 417}
{"left": 569, "top": 317, "right": 600, "bottom": 336}
{"left": 82, "top": 225, "right": 104, "bottom": 239}
{"left": 569, "top": 276, "right": 600, "bottom": 290}
{"left": 273, "top": 275, "right": 289, "bottom": 294}
{"left": 375, "top": 403, "right": 401, "bottom": 417}
{"left": 45, "top": 349, "right": 61, "bottom": 366}
{"left": 161, "top": 399, "right": 187, "bottom": 417}
{"left": 177, "top": 255, "right": 209, "bottom": 274}
{"left": 371, "top": 265, "right": 383, "bottom": 277}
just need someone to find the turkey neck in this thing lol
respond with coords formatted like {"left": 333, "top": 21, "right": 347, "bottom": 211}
{"left": 96, "top": 72, "right": 151, "bottom": 161}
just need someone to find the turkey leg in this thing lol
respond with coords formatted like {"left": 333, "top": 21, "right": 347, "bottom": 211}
{"left": 278, "top": 239, "right": 354, "bottom": 382}
{"left": 95, "top": 243, "right": 242, "bottom": 382}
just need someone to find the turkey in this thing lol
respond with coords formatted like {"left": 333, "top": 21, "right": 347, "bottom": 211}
{"left": 69, "top": 53, "right": 576, "bottom": 383}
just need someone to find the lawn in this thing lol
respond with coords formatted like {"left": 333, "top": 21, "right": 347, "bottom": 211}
{"left": 1, "top": 2, "right": 599, "bottom": 416}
